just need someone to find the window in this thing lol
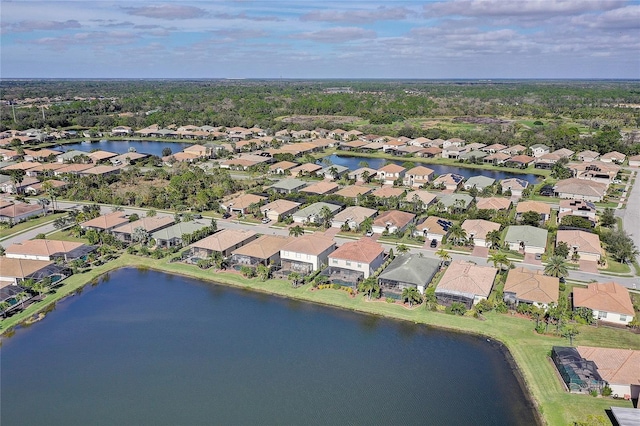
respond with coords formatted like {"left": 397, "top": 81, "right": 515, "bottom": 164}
{"left": 332, "top": 259, "right": 338, "bottom": 265}
{"left": 619, "top": 314, "right": 627, "bottom": 322}
{"left": 346, "top": 261, "right": 351, "bottom": 266}
{"left": 357, "top": 263, "right": 362, "bottom": 268}
{"left": 598, "top": 311, "right": 607, "bottom": 319}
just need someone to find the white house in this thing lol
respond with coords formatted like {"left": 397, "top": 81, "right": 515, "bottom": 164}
{"left": 280, "top": 234, "right": 336, "bottom": 273}
{"left": 573, "top": 282, "right": 635, "bottom": 326}
{"left": 327, "top": 239, "right": 385, "bottom": 279}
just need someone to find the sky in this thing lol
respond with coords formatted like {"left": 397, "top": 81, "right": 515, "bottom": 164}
{"left": 1, "top": 0, "right": 639, "bottom": 79}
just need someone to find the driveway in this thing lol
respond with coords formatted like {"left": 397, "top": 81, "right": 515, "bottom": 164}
{"left": 523, "top": 253, "right": 542, "bottom": 266}
{"left": 472, "top": 246, "right": 489, "bottom": 258}
{"left": 579, "top": 260, "right": 599, "bottom": 274}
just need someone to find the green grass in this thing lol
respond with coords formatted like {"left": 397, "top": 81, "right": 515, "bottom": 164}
{"left": 599, "top": 256, "right": 632, "bottom": 274}
{"left": 46, "top": 230, "right": 89, "bottom": 243}
{"left": 0, "top": 213, "right": 67, "bottom": 240}
{"left": 2, "top": 254, "right": 638, "bottom": 425}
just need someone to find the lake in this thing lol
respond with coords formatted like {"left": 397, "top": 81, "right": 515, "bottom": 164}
{"left": 1, "top": 268, "right": 537, "bottom": 426}
{"left": 57, "top": 140, "right": 192, "bottom": 157}
{"left": 322, "top": 154, "right": 541, "bottom": 183}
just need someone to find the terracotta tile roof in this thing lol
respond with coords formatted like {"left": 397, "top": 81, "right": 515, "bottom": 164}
{"left": 25, "top": 163, "right": 67, "bottom": 173}
{"left": 416, "top": 216, "right": 450, "bottom": 235}
{"left": 335, "top": 185, "right": 373, "bottom": 198}
{"left": 281, "top": 234, "right": 335, "bottom": 256}
{"left": 404, "top": 190, "right": 437, "bottom": 205}
{"left": 260, "top": 199, "right": 300, "bottom": 214}
{"left": 2, "top": 161, "right": 40, "bottom": 171}
{"left": 87, "top": 150, "right": 118, "bottom": 162}
{"left": 436, "top": 260, "right": 498, "bottom": 298}
{"left": 573, "top": 282, "right": 634, "bottom": 316}
{"left": 290, "top": 163, "right": 322, "bottom": 175}
{"left": 0, "top": 202, "right": 43, "bottom": 218}
{"left": 504, "top": 267, "right": 559, "bottom": 305}
{"left": 461, "top": 219, "right": 501, "bottom": 240}
{"left": 378, "top": 164, "right": 406, "bottom": 174}
{"left": 372, "top": 187, "right": 405, "bottom": 198}
{"left": 6, "top": 239, "right": 85, "bottom": 258}
{"left": 269, "top": 161, "right": 298, "bottom": 171}
{"left": 476, "top": 197, "right": 512, "bottom": 211}
{"left": 81, "top": 165, "right": 120, "bottom": 175}
{"left": 81, "top": 212, "right": 129, "bottom": 230}
{"left": 300, "top": 181, "right": 339, "bottom": 195}
{"left": 556, "top": 230, "right": 602, "bottom": 256}
{"left": 332, "top": 206, "right": 377, "bottom": 224}
{"left": 406, "top": 166, "right": 435, "bottom": 176}
{"left": 373, "top": 210, "right": 415, "bottom": 228}
{"left": 329, "top": 239, "right": 384, "bottom": 264}
{"left": 56, "top": 164, "right": 94, "bottom": 174}
{"left": 112, "top": 215, "right": 175, "bottom": 235}
{"left": 0, "top": 257, "right": 53, "bottom": 278}
{"left": 191, "top": 229, "right": 258, "bottom": 252}
{"left": 516, "top": 201, "right": 551, "bottom": 215}
{"left": 554, "top": 178, "right": 608, "bottom": 198}
{"left": 501, "top": 178, "right": 529, "bottom": 191}
{"left": 231, "top": 235, "right": 294, "bottom": 260}
{"left": 223, "top": 193, "right": 266, "bottom": 210}
{"left": 508, "top": 155, "right": 535, "bottom": 164}
{"left": 576, "top": 346, "right": 640, "bottom": 386}
{"left": 601, "top": 151, "right": 626, "bottom": 161}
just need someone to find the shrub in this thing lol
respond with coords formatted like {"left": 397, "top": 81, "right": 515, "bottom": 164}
{"left": 494, "top": 301, "right": 508, "bottom": 313}
{"left": 559, "top": 282, "right": 566, "bottom": 292}
{"left": 332, "top": 283, "right": 341, "bottom": 290}
{"left": 601, "top": 385, "right": 612, "bottom": 397}
{"left": 446, "top": 302, "right": 467, "bottom": 316}
{"left": 535, "top": 324, "right": 546, "bottom": 334}
{"left": 516, "top": 303, "right": 531, "bottom": 315}
{"left": 386, "top": 298, "right": 395, "bottom": 303}
{"left": 589, "top": 389, "right": 598, "bottom": 397}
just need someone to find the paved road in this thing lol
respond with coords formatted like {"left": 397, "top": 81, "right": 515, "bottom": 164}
{"left": 4, "top": 199, "right": 640, "bottom": 290}
{"left": 618, "top": 169, "right": 640, "bottom": 265}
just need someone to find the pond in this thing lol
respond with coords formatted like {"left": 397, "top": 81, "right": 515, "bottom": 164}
{"left": 56, "top": 140, "right": 192, "bottom": 157}
{"left": 321, "top": 154, "right": 541, "bottom": 184}
{"left": 0, "top": 268, "right": 537, "bottom": 425}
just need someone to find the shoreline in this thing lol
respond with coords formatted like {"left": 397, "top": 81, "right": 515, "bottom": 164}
{"left": 5, "top": 255, "right": 639, "bottom": 424}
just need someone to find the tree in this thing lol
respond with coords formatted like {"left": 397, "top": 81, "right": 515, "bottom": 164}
{"left": 37, "top": 198, "right": 50, "bottom": 216}
{"left": 599, "top": 208, "right": 616, "bottom": 228}
{"left": 487, "top": 252, "right": 511, "bottom": 271}
{"left": 210, "top": 218, "right": 217, "bottom": 231}
{"left": 396, "top": 244, "right": 410, "bottom": 254}
{"left": 0, "top": 244, "right": 4, "bottom": 256}
{"left": 289, "top": 225, "right": 304, "bottom": 237}
{"left": 360, "top": 170, "right": 371, "bottom": 183}
{"left": 401, "top": 287, "right": 423, "bottom": 307}
{"left": 14, "top": 291, "right": 29, "bottom": 309}
{"left": 600, "top": 229, "right": 638, "bottom": 263}
{"left": 162, "top": 147, "right": 172, "bottom": 157}
{"left": 448, "top": 224, "right": 467, "bottom": 246}
{"left": 131, "top": 226, "right": 150, "bottom": 246}
{"left": 544, "top": 255, "right": 569, "bottom": 278}
{"left": 288, "top": 272, "right": 301, "bottom": 287}
{"left": 128, "top": 213, "right": 140, "bottom": 222}
{"left": 146, "top": 209, "right": 157, "bottom": 217}
{"left": 435, "top": 248, "right": 451, "bottom": 266}
{"left": 256, "top": 264, "right": 271, "bottom": 282}
{"left": 424, "top": 286, "right": 437, "bottom": 310}
{"left": 555, "top": 241, "right": 570, "bottom": 258}
{"left": 562, "top": 325, "right": 579, "bottom": 346}
{"left": 357, "top": 277, "right": 380, "bottom": 300}
{"left": 521, "top": 211, "right": 541, "bottom": 226}
{"left": 0, "top": 301, "right": 11, "bottom": 317}
{"left": 486, "top": 229, "right": 502, "bottom": 250}
{"left": 318, "top": 206, "right": 333, "bottom": 229}
{"left": 8, "top": 169, "right": 26, "bottom": 194}
{"left": 360, "top": 216, "right": 374, "bottom": 234}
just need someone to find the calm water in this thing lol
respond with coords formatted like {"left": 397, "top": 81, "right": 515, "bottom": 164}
{"left": 58, "top": 140, "right": 191, "bottom": 157}
{"left": 1, "top": 268, "right": 537, "bottom": 426}
{"left": 322, "top": 154, "right": 540, "bottom": 183}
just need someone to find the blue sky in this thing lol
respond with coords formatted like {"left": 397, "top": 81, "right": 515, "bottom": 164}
{"left": 1, "top": 0, "right": 639, "bottom": 79}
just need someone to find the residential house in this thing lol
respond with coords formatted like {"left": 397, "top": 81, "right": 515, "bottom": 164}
{"left": 289, "top": 163, "right": 322, "bottom": 177}
{"left": 326, "top": 239, "right": 386, "bottom": 284}
{"left": 432, "top": 173, "right": 465, "bottom": 191}
{"left": 600, "top": 151, "right": 626, "bottom": 164}
{"left": 334, "top": 185, "right": 373, "bottom": 202}
{"left": 441, "top": 145, "right": 466, "bottom": 159}
{"left": 24, "top": 179, "right": 68, "bottom": 196}
{"left": 516, "top": 201, "right": 551, "bottom": 222}
{"left": 504, "top": 267, "right": 559, "bottom": 309}
{"left": 268, "top": 161, "right": 298, "bottom": 175}
{"left": 87, "top": 150, "right": 118, "bottom": 163}
{"left": 475, "top": 197, "right": 512, "bottom": 211}
{"left": 331, "top": 206, "right": 377, "bottom": 231}
{"left": 111, "top": 216, "right": 175, "bottom": 243}
{"left": 371, "top": 210, "right": 415, "bottom": 235}
{"left": 377, "top": 164, "right": 406, "bottom": 185}
{"left": 81, "top": 212, "right": 129, "bottom": 232}
{"left": 628, "top": 154, "right": 640, "bottom": 167}
{"left": 554, "top": 178, "right": 608, "bottom": 202}
{"left": 260, "top": 199, "right": 301, "bottom": 222}
{"left": 110, "top": 152, "right": 148, "bottom": 166}
{"left": 231, "top": 235, "right": 294, "bottom": 267}
{"left": 553, "top": 148, "right": 575, "bottom": 159}
{"left": 300, "top": 181, "right": 339, "bottom": 196}
{"left": 577, "top": 150, "right": 600, "bottom": 162}
{"left": 461, "top": 219, "right": 501, "bottom": 247}
{"left": 438, "top": 193, "right": 474, "bottom": 212}
{"left": 530, "top": 144, "right": 550, "bottom": 157}
{"left": 435, "top": 260, "right": 498, "bottom": 308}
{"left": 190, "top": 229, "right": 258, "bottom": 258}
{"left": 500, "top": 145, "right": 526, "bottom": 156}
{"left": 417, "top": 147, "right": 443, "bottom": 158}
{"left": 414, "top": 216, "right": 452, "bottom": 242}
{"left": 57, "top": 150, "right": 90, "bottom": 163}
{"left": 280, "top": 234, "right": 336, "bottom": 273}
{"left": 81, "top": 165, "right": 121, "bottom": 177}
{"left": 403, "top": 190, "right": 437, "bottom": 210}
{"left": 483, "top": 152, "right": 511, "bottom": 165}
{"left": 23, "top": 148, "right": 62, "bottom": 162}
{"left": 506, "top": 155, "right": 535, "bottom": 168}
{"left": 504, "top": 225, "right": 548, "bottom": 254}
{"left": 573, "top": 282, "right": 635, "bottom": 326}
{"left": 556, "top": 230, "right": 602, "bottom": 262}
{"left": 464, "top": 142, "right": 487, "bottom": 151}
{"left": 292, "top": 202, "right": 342, "bottom": 225}
{"left": 558, "top": 200, "right": 597, "bottom": 225}
{"left": 371, "top": 186, "right": 405, "bottom": 200}
{"left": 0, "top": 202, "right": 44, "bottom": 223}
{"left": 5, "top": 239, "right": 93, "bottom": 261}
{"left": 403, "top": 166, "right": 435, "bottom": 188}
{"left": 460, "top": 150, "right": 488, "bottom": 162}
{"left": 500, "top": 178, "right": 529, "bottom": 197}
{"left": 0, "top": 257, "right": 56, "bottom": 285}
{"left": 348, "top": 167, "right": 377, "bottom": 183}
{"left": 482, "top": 143, "right": 508, "bottom": 154}
{"left": 151, "top": 220, "right": 210, "bottom": 248}
{"left": 378, "top": 254, "right": 440, "bottom": 296}
{"left": 318, "top": 165, "right": 349, "bottom": 180}
{"left": 463, "top": 176, "right": 495, "bottom": 191}
{"left": 534, "top": 152, "right": 563, "bottom": 169}
{"left": 576, "top": 346, "right": 640, "bottom": 401}
{"left": 569, "top": 161, "right": 619, "bottom": 184}
{"left": 268, "top": 178, "right": 308, "bottom": 194}
{"left": 220, "top": 193, "right": 266, "bottom": 215}
{"left": 1, "top": 177, "right": 40, "bottom": 194}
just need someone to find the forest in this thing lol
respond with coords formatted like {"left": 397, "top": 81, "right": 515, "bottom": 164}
{"left": 1, "top": 79, "right": 640, "bottom": 154}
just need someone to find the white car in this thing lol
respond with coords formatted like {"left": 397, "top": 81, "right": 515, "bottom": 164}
{"left": 261, "top": 218, "right": 271, "bottom": 224}
{"left": 365, "top": 230, "right": 373, "bottom": 237}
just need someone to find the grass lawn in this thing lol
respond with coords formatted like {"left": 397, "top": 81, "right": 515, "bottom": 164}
{"left": 599, "top": 256, "right": 632, "bottom": 274}
{"left": 0, "top": 213, "right": 67, "bottom": 240}
{"left": 2, "top": 254, "right": 639, "bottom": 426}
{"left": 45, "top": 229, "right": 89, "bottom": 243}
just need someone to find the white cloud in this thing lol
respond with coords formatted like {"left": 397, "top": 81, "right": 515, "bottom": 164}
{"left": 292, "top": 27, "right": 376, "bottom": 43}
{"left": 301, "top": 6, "right": 410, "bottom": 23}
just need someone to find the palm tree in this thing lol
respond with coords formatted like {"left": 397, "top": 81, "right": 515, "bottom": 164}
{"left": 9, "top": 169, "right": 25, "bottom": 194}
{"left": 41, "top": 180, "right": 58, "bottom": 212}
{"left": 361, "top": 170, "right": 371, "bottom": 183}
{"left": 288, "top": 272, "right": 301, "bottom": 287}
{"left": 435, "top": 248, "right": 451, "bottom": 266}
{"left": 401, "top": 287, "right": 423, "bottom": 307}
{"left": 406, "top": 222, "right": 417, "bottom": 239}
{"left": 328, "top": 166, "right": 339, "bottom": 180}
{"left": 256, "top": 264, "right": 271, "bottom": 282}
{"left": 486, "top": 229, "right": 502, "bottom": 250}
{"left": 544, "top": 255, "right": 568, "bottom": 278}
{"left": 0, "top": 301, "right": 11, "bottom": 317}
{"left": 14, "top": 291, "right": 29, "bottom": 309}
{"left": 289, "top": 225, "right": 304, "bottom": 237}
{"left": 396, "top": 244, "right": 410, "bottom": 254}
{"left": 487, "top": 252, "right": 511, "bottom": 271}
{"left": 562, "top": 325, "right": 579, "bottom": 346}
{"left": 448, "top": 224, "right": 467, "bottom": 246}
{"left": 360, "top": 216, "right": 374, "bottom": 234}
{"left": 357, "top": 277, "right": 380, "bottom": 300}
{"left": 318, "top": 206, "right": 333, "bottom": 229}
{"left": 131, "top": 226, "right": 150, "bottom": 246}
{"left": 37, "top": 198, "right": 50, "bottom": 216}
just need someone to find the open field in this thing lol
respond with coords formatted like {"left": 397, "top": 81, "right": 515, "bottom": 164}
{"left": 2, "top": 254, "right": 638, "bottom": 426}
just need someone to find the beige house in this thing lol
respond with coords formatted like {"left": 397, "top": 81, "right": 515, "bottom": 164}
{"left": 569, "top": 161, "right": 620, "bottom": 185}
{"left": 403, "top": 166, "right": 435, "bottom": 188}
{"left": 556, "top": 230, "right": 602, "bottom": 262}
{"left": 289, "top": 163, "right": 322, "bottom": 177}
{"left": 260, "top": 199, "right": 301, "bottom": 222}
{"left": 0, "top": 202, "right": 44, "bottom": 223}
{"left": 573, "top": 282, "right": 635, "bottom": 326}
{"left": 558, "top": 200, "right": 597, "bottom": 224}
{"left": 404, "top": 190, "right": 437, "bottom": 209}
{"left": 415, "top": 216, "right": 451, "bottom": 242}
{"left": 268, "top": 161, "right": 298, "bottom": 175}
{"left": 334, "top": 185, "right": 373, "bottom": 202}
{"left": 347, "top": 167, "right": 378, "bottom": 182}
{"left": 327, "top": 239, "right": 386, "bottom": 280}
{"left": 504, "top": 267, "right": 559, "bottom": 309}
{"left": 0, "top": 257, "right": 54, "bottom": 285}
{"left": 280, "top": 234, "right": 336, "bottom": 273}
{"left": 111, "top": 216, "right": 175, "bottom": 243}
{"left": 81, "top": 212, "right": 129, "bottom": 232}
{"left": 5, "top": 240, "right": 91, "bottom": 262}
{"left": 230, "top": 235, "right": 294, "bottom": 267}
{"left": 461, "top": 219, "right": 501, "bottom": 247}
{"left": 577, "top": 150, "right": 600, "bottom": 162}
{"left": 331, "top": 206, "right": 377, "bottom": 231}
{"left": 371, "top": 210, "right": 415, "bottom": 235}
{"left": 432, "top": 173, "right": 464, "bottom": 191}
{"left": 554, "top": 178, "right": 608, "bottom": 202}
{"left": 516, "top": 201, "right": 551, "bottom": 222}
{"left": 300, "top": 181, "right": 339, "bottom": 195}
{"left": 220, "top": 193, "right": 266, "bottom": 215}
{"left": 377, "top": 164, "right": 406, "bottom": 185}
{"left": 500, "top": 178, "right": 529, "bottom": 197}
{"left": 576, "top": 347, "right": 640, "bottom": 400}
{"left": 600, "top": 151, "right": 626, "bottom": 164}
{"left": 476, "top": 197, "right": 512, "bottom": 211}
{"left": 190, "top": 229, "right": 258, "bottom": 258}
{"left": 435, "top": 260, "right": 498, "bottom": 308}
{"left": 628, "top": 154, "right": 640, "bottom": 168}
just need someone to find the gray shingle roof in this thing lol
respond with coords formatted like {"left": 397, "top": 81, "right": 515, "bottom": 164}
{"left": 378, "top": 254, "right": 440, "bottom": 287}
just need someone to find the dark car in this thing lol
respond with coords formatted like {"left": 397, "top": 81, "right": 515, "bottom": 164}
{"left": 539, "top": 185, "right": 554, "bottom": 197}
{"left": 430, "top": 239, "right": 438, "bottom": 248}
{"left": 222, "top": 212, "right": 231, "bottom": 219}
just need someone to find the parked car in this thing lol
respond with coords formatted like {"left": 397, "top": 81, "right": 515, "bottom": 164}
{"left": 430, "top": 239, "right": 438, "bottom": 248}
{"left": 222, "top": 212, "right": 231, "bottom": 219}
{"left": 365, "top": 230, "right": 373, "bottom": 237}
{"left": 535, "top": 253, "right": 542, "bottom": 260}
{"left": 261, "top": 217, "right": 270, "bottom": 224}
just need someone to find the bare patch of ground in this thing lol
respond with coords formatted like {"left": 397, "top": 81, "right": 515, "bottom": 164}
{"left": 279, "top": 115, "right": 362, "bottom": 125}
